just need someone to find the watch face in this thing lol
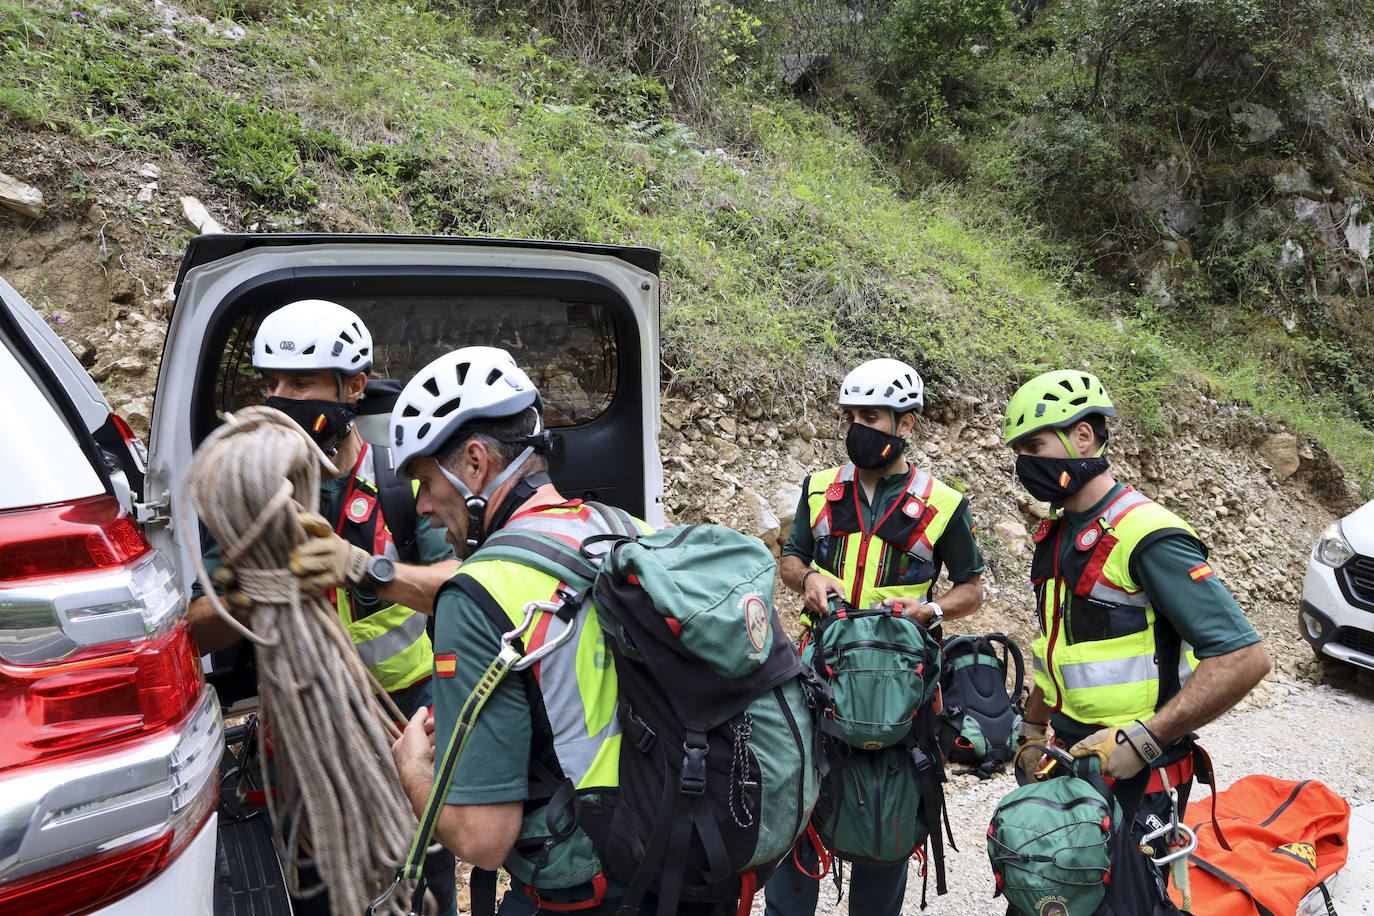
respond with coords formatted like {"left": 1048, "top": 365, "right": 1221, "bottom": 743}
{"left": 369, "top": 555, "right": 396, "bottom": 583}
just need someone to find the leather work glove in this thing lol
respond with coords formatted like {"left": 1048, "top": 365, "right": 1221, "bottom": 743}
{"left": 212, "top": 565, "right": 254, "bottom": 610}
{"left": 1069, "top": 720, "right": 1164, "bottom": 780}
{"left": 290, "top": 511, "right": 370, "bottom": 592}
{"left": 1014, "top": 720, "right": 1049, "bottom": 782}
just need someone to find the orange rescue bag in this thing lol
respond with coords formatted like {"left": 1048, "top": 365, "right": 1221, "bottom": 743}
{"left": 1169, "top": 775, "right": 1350, "bottom": 916}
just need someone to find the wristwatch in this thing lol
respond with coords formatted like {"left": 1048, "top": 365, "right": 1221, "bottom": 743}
{"left": 358, "top": 554, "right": 396, "bottom": 592}
{"left": 923, "top": 601, "right": 944, "bottom": 629}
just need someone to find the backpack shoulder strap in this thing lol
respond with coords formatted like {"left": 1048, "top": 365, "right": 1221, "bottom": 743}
{"left": 477, "top": 530, "right": 599, "bottom": 591}
{"left": 371, "top": 444, "right": 420, "bottom": 564}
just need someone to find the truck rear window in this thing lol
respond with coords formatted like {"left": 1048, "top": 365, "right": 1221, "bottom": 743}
{"left": 211, "top": 294, "right": 618, "bottom": 427}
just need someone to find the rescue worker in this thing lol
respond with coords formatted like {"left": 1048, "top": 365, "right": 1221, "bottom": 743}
{"left": 763, "top": 357, "right": 985, "bottom": 916}
{"left": 186, "top": 299, "right": 459, "bottom": 914}
{"left": 1004, "top": 370, "right": 1271, "bottom": 847}
{"left": 388, "top": 346, "right": 730, "bottom": 915}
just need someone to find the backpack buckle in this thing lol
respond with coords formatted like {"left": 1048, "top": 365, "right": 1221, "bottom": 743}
{"left": 680, "top": 739, "right": 709, "bottom": 796}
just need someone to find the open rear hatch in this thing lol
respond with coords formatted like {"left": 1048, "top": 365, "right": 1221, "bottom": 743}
{"left": 144, "top": 234, "right": 662, "bottom": 688}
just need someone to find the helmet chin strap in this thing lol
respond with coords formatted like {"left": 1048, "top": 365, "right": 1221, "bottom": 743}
{"left": 437, "top": 446, "right": 537, "bottom": 551}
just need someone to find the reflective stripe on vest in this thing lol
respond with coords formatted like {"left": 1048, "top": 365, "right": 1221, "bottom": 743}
{"left": 1031, "top": 489, "right": 1202, "bottom": 729}
{"left": 333, "top": 444, "right": 434, "bottom": 694}
{"left": 805, "top": 464, "right": 965, "bottom": 610}
{"left": 459, "top": 504, "right": 648, "bottom": 790}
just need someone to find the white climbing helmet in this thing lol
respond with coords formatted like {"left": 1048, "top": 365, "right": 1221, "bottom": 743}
{"left": 390, "top": 346, "right": 541, "bottom": 476}
{"left": 253, "top": 299, "right": 374, "bottom": 375}
{"left": 839, "top": 358, "right": 925, "bottom": 414}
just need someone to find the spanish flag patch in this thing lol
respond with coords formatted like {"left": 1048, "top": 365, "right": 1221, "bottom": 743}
{"left": 435, "top": 655, "right": 457, "bottom": 678}
{"left": 1058, "top": 470, "right": 1071, "bottom": 488}
{"left": 1189, "top": 563, "right": 1215, "bottom": 582}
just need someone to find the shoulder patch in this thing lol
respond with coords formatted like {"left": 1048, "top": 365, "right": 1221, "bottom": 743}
{"left": 903, "top": 497, "right": 925, "bottom": 518}
{"left": 825, "top": 482, "right": 846, "bottom": 502}
{"left": 1076, "top": 526, "right": 1100, "bottom": 550}
{"left": 1033, "top": 519, "right": 1053, "bottom": 543}
{"left": 435, "top": 655, "right": 457, "bottom": 678}
{"left": 1188, "top": 563, "right": 1215, "bottom": 582}
{"left": 346, "top": 492, "right": 376, "bottom": 523}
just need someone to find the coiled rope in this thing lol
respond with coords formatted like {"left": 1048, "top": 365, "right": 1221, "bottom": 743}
{"left": 179, "top": 406, "right": 423, "bottom": 915}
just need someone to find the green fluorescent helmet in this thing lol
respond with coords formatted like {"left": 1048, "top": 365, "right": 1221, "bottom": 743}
{"left": 1003, "top": 370, "right": 1116, "bottom": 446}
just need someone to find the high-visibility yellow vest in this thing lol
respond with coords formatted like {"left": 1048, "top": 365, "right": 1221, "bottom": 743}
{"left": 331, "top": 444, "right": 433, "bottom": 695}
{"left": 445, "top": 502, "right": 651, "bottom": 890}
{"left": 1029, "top": 487, "right": 1203, "bottom": 729}
{"left": 804, "top": 463, "right": 968, "bottom": 612}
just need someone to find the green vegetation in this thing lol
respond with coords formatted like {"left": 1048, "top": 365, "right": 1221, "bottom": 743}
{"left": 0, "top": 0, "right": 1371, "bottom": 487}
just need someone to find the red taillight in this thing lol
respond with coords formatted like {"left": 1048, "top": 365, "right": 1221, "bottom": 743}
{"left": 0, "top": 496, "right": 149, "bottom": 581}
{"left": 0, "top": 490, "right": 218, "bottom": 914}
{"left": 0, "top": 623, "right": 203, "bottom": 773}
{"left": 0, "top": 832, "right": 173, "bottom": 916}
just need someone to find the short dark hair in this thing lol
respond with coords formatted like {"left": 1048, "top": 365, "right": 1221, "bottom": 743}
{"left": 436, "top": 407, "right": 549, "bottom": 477}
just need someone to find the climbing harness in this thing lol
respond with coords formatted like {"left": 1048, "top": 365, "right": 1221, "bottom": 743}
{"left": 180, "top": 406, "right": 423, "bottom": 916}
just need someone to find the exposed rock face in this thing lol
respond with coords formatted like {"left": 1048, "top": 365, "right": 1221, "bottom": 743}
{"left": 1130, "top": 156, "right": 1202, "bottom": 239}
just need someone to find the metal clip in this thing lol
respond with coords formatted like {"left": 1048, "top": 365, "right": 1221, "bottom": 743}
{"left": 1144, "top": 781, "right": 1198, "bottom": 866}
{"left": 366, "top": 873, "right": 402, "bottom": 916}
{"left": 1143, "top": 820, "right": 1197, "bottom": 865}
{"left": 506, "top": 600, "right": 579, "bottom": 671}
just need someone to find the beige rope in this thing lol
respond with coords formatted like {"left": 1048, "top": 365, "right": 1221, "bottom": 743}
{"left": 179, "top": 406, "right": 424, "bottom": 915}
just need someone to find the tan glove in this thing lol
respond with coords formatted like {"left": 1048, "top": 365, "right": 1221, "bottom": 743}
{"left": 1014, "top": 721, "right": 1049, "bottom": 782}
{"left": 1069, "top": 720, "right": 1163, "bottom": 779}
{"left": 289, "top": 511, "right": 370, "bottom": 591}
{"left": 212, "top": 565, "right": 254, "bottom": 610}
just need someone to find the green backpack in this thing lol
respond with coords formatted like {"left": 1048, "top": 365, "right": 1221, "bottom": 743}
{"left": 469, "top": 509, "right": 822, "bottom": 916}
{"left": 987, "top": 748, "right": 1187, "bottom": 916}
{"left": 801, "top": 602, "right": 949, "bottom": 897}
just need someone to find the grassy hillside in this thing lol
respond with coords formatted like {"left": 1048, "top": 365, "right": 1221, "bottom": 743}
{"left": 2, "top": 0, "right": 1371, "bottom": 487}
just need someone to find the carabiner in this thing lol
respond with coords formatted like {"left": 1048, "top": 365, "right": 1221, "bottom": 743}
{"left": 1143, "top": 820, "right": 1198, "bottom": 865}
{"left": 365, "top": 873, "right": 402, "bottom": 916}
{"left": 505, "top": 600, "right": 580, "bottom": 671}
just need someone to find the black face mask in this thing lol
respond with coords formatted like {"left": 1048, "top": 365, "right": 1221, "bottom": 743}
{"left": 1015, "top": 453, "right": 1110, "bottom": 503}
{"left": 845, "top": 421, "right": 905, "bottom": 470}
{"left": 267, "top": 396, "right": 358, "bottom": 455}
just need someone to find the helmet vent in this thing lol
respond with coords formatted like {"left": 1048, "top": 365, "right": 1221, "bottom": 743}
{"left": 417, "top": 422, "right": 431, "bottom": 439}
{"left": 1043, "top": 392, "right": 1060, "bottom": 401}
{"left": 302, "top": 344, "right": 316, "bottom": 355}
{"left": 486, "top": 368, "right": 503, "bottom": 386}
{"left": 401, "top": 404, "right": 421, "bottom": 418}
{"left": 339, "top": 330, "right": 355, "bottom": 345}
{"left": 433, "top": 397, "right": 463, "bottom": 419}
{"left": 422, "top": 377, "right": 440, "bottom": 397}
{"left": 455, "top": 362, "right": 470, "bottom": 386}
{"left": 1069, "top": 395, "right": 1088, "bottom": 405}
{"left": 1058, "top": 379, "right": 1075, "bottom": 392}
{"left": 264, "top": 343, "right": 274, "bottom": 354}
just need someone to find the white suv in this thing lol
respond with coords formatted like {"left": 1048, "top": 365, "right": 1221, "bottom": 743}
{"left": 0, "top": 234, "right": 663, "bottom": 914}
{"left": 1298, "top": 499, "right": 1374, "bottom": 671}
